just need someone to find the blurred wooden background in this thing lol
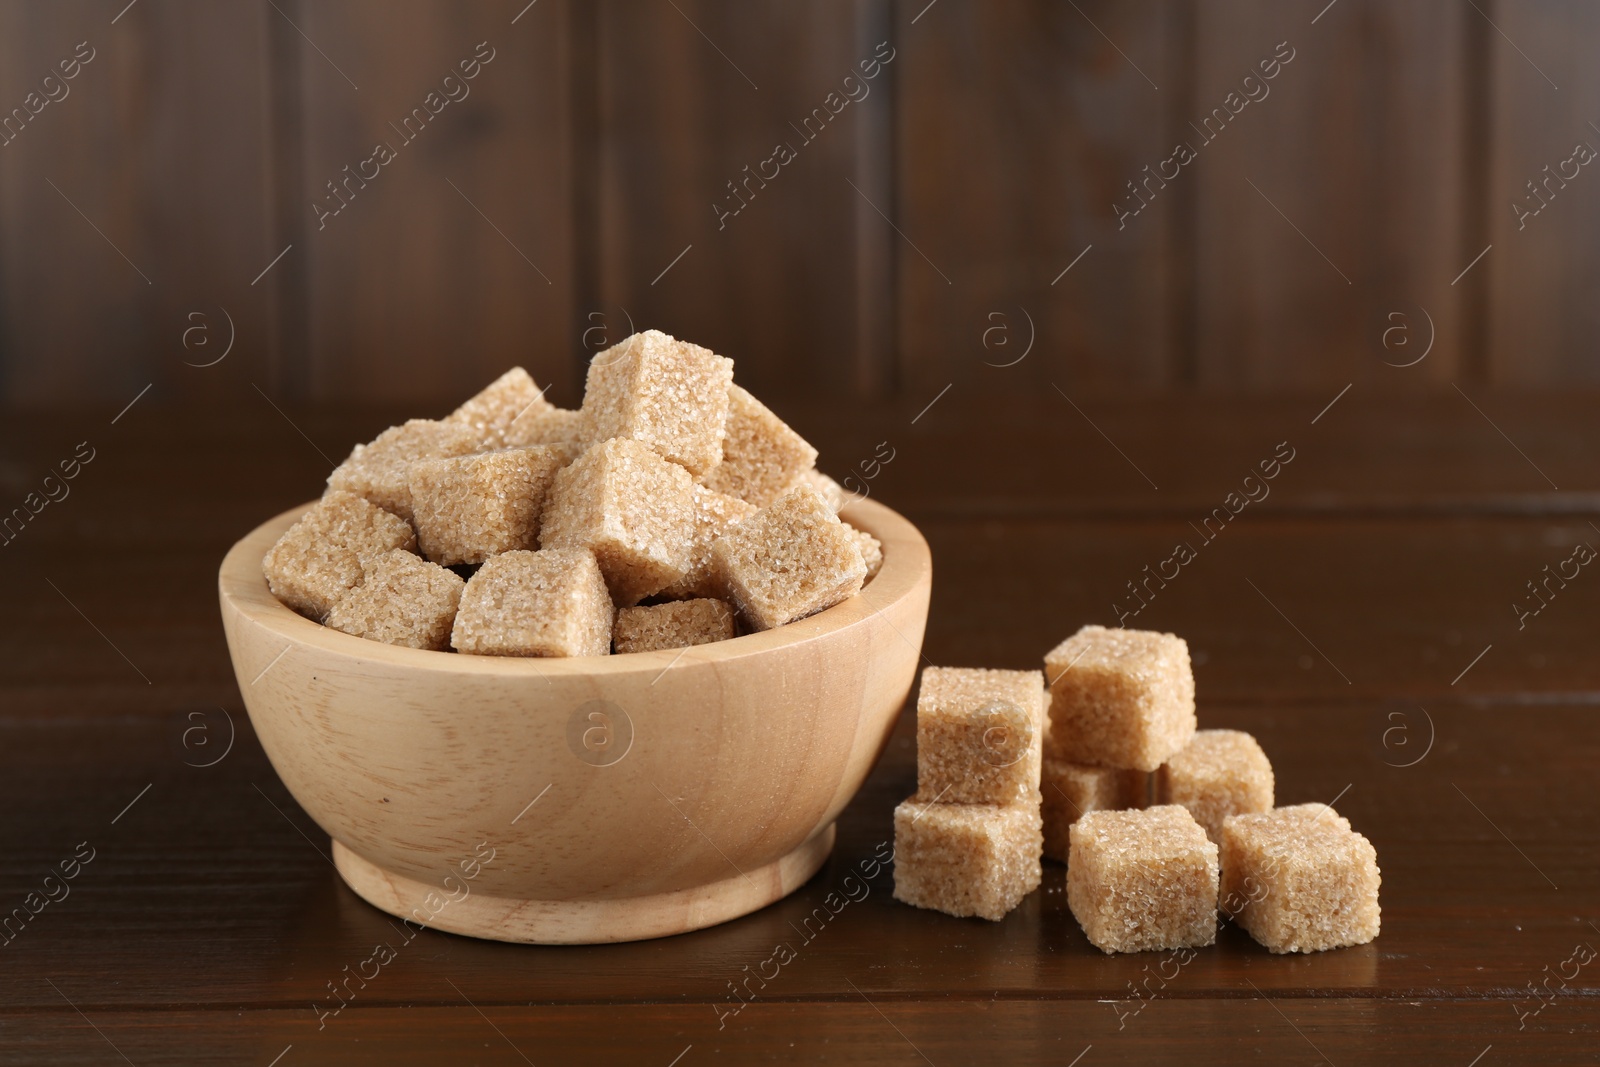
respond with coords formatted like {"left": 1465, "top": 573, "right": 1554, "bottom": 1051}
{"left": 0, "top": 0, "right": 1595, "bottom": 411}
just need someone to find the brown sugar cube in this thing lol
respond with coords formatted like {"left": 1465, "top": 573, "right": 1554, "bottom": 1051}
{"left": 326, "top": 419, "right": 480, "bottom": 523}
{"left": 1156, "top": 729, "right": 1274, "bottom": 842}
{"left": 1067, "top": 805, "right": 1219, "bottom": 953}
{"left": 892, "top": 800, "right": 1043, "bottom": 921}
{"left": 1041, "top": 759, "right": 1148, "bottom": 863}
{"left": 612, "top": 598, "right": 736, "bottom": 654}
{"left": 450, "top": 549, "right": 613, "bottom": 657}
{"left": 710, "top": 483, "right": 866, "bottom": 631}
{"left": 324, "top": 549, "right": 464, "bottom": 651}
{"left": 581, "top": 330, "right": 734, "bottom": 476}
{"left": 446, "top": 367, "right": 555, "bottom": 449}
{"left": 409, "top": 447, "right": 568, "bottom": 565}
{"left": 538, "top": 437, "right": 697, "bottom": 605}
{"left": 658, "top": 484, "right": 757, "bottom": 599}
{"left": 1219, "top": 804, "right": 1380, "bottom": 953}
{"left": 915, "top": 667, "right": 1045, "bottom": 807}
{"left": 843, "top": 523, "right": 882, "bottom": 581}
{"left": 505, "top": 406, "right": 588, "bottom": 449}
{"left": 261, "top": 491, "right": 417, "bottom": 620}
{"left": 798, "top": 468, "right": 848, "bottom": 512}
{"left": 1044, "top": 625, "right": 1196, "bottom": 772}
{"left": 700, "top": 384, "right": 818, "bottom": 506}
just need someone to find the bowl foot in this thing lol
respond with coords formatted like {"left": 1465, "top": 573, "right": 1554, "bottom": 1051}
{"left": 331, "top": 824, "right": 836, "bottom": 944}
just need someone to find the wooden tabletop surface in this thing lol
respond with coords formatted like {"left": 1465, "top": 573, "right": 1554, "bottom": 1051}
{"left": 1, "top": 388, "right": 1597, "bottom": 1065}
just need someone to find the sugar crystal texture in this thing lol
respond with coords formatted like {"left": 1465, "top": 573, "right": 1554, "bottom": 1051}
{"left": 709, "top": 483, "right": 866, "bottom": 631}
{"left": 1067, "top": 805, "right": 1219, "bottom": 953}
{"left": 915, "top": 666, "right": 1045, "bottom": 806}
{"left": 1041, "top": 759, "right": 1148, "bottom": 863}
{"left": 409, "top": 446, "right": 568, "bottom": 565}
{"left": 892, "top": 800, "right": 1043, "bottom": 921}
{"left": 261, "top": 490, "right": 417, "bottom": 620}
{"left": 538, "top": 437, "right": 697, "bottom": 605}
{"left": 324, "top": 549, "right": 464, "bottom": 650}
{"left": 1219, "top": 804, "right": 1380, "bottom": 953}
{"left": 700, "top": 384, "right": 818, "bottom": 506}
{"left": 326, "top": 419, "right": 480, "bottom": 523}
{"left": 843, "top": 522, "right": 882, "bottom": 581}
{"left": 1156, "top": 729, "right": 1274, "bottom": 842}
{"left": 1044, "top": 625, "right": 1196, "bottom": 772}
{"left": 445, "top": 367, "right": 555, "bottom": 449}
{"left": 612, "top": 598, "right": 736, "bottom": 654}
{"left": 658, "top": 484, "right": 756, "bottom": 599}
{"left": 450, "top": 549, "right": 613, "bottom": 657}
{"left": 504, "top": 406, "right": 589, "bottom": 449}
{"left": 799, "top": 468, "right": 847, "bottom": 512}
{"left": 581, "top": 330, "right": 733, "bottom": 476}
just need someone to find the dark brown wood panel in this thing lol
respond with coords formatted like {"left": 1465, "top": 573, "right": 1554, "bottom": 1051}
{"left": 7, "top": 1000, "right": 1596, "bottom": 1067}
{"left": 0, "top": 705, "right": 1595, "bottom": 1036}
{"left": 0, "top": 395, "right": 1595, "bottom": 716}
{"left": 1190, "top": 0, "right": 1471, "bottom": 388}
{"left": 592, "top": 0, "right": 892, "bottom": 401}
{"left": 293, "top": 0, "right": 579, "bottom": 408}
{"left": 1485, "top": 1, "right": 1600, "bottom": 386}
{"left": 0, "top": 399, "right": 1597, "bottom": 1061}
{"left": 894, "top": 0, "right": 1185, "bottom": 395}
{"left": 7, "top": 2, "right": 1600, "bottom": 402}
{"left": 0, "top": 0, "right": 279, "bottom": 406}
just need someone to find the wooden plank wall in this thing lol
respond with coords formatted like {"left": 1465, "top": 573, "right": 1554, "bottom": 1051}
{"left": 0, "top": 0, "right": 1594, "bottom": 406}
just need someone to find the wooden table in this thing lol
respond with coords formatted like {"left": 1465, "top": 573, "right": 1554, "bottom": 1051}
{"left": 2, "top": 389, "right": 1597, "bottom": 1064}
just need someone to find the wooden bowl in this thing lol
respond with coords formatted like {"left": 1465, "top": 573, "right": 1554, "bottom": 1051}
{"left": 218, "top": 497, "right": 931, "bottom": 944}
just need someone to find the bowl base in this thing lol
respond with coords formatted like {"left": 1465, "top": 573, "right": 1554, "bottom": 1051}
{"left": 331, "top": 825, "right": 836, "bottom": 944}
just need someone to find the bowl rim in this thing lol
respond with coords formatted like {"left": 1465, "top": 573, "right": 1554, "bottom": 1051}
{"left": 219, "top": 494, "right": 931, "bottom": 679}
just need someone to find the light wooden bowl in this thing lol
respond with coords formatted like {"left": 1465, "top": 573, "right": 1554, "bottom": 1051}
{"left": 218, "top": 497, "right": 931, "bottom": 944}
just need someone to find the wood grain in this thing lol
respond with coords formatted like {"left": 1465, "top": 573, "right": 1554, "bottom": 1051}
{"left": 1484, "top": 0, "right": 1600, "bottom": 386}
{"left": 894, "top": 0, "right": 1185, "bottom": 394}
{"left": 292, "top": 0, "right": 579, "bottom": 406}
{"left": 1190, "top": 0, "right": 1470, "bottom": 388}
{"left": 0, "top": 701, "right": 1594, "bottom": 1048}
{"left": 0, "top": 0, "right": 279, "bottom": 405}
{"left": 592, "top": 0, "right": 890, "bottom": 401}
{"left": 0, "top": 398, "right": 1596, "bottom": 1061}
{"left": 6, "top": 1001, "right": 1595, "bottom": 1067}
{"left": 5, "top": 2, "right": 1600, "bottom": 402}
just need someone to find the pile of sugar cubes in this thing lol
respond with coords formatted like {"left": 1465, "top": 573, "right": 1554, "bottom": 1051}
{"left": 261, "top": 331, "right": 882, "bottom": 656}
{"left": 893, "top": 625, "right": 1382, "bottom": 954}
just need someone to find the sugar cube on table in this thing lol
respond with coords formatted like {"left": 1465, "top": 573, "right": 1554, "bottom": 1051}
{"left": 1156, "top": 729, "right": 1274, "bottom": 842}
{"left": 658, "top": 484, "right": 756, "bottom": 600}
{"left": 261, "top": 490, "right": 417, "bottom": 620}
{"left": 582, "top": 330, "right": 734, "bottom": 477}
{"left": 1041, "top": 759, "right": 1148, "bottom": 863}
{"left": 1044, "top": 625, "right": 1196, "bottom": 772}
{"left": 700, "top": 384, "right": 818, "bottom": 506}
{"left": 842, "top": 522, "right": 882, "bottom": 581}
{"left": 446, "top": 367, "right": 555, "bottom": 449}
{"left": 892, "top": 800, "right": 1043, "bottom": 921}
{"left": 504, "top": 407, "right": 588, "bottom": 449}
{"left": 324, "top": 549, "right": 464, "bottom": 651}
{"left": 409, "top": 446, "right": 568, "bottom": 565}
{"left": 450, "top": 549, "right": 613, "bottom": 657}
{"left": 1067, "top": 805, "right": 1219, "bottom": 953}
{"left": 915, "top": 666, "right": 1045, "bottom": 806}
{"left": 538, "top": 437, "right": 698, "bottom": 605}
{"left": 612, "top": 598, "right": 736, "bottom": 654}
{"left": 326, "top": 419, "right": 481, "bottom": 523}
{"left": 1219, "top": 804, "right": 1381, "bottom": 953}
{"left": 710, "top": 483, "right": 866, "bottom": 631}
